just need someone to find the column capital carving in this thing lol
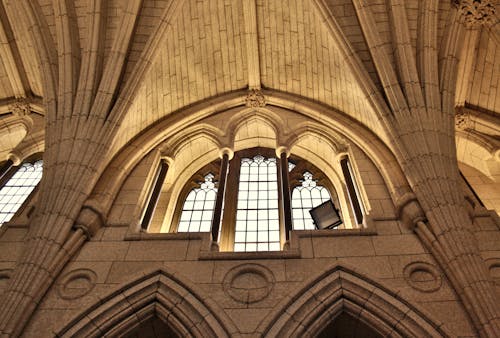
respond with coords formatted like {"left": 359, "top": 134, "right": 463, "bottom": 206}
{"left": 453, "top": 0, "right": 496, "bottom": 27}
{"left": 9, "top": 98, "right": 31, "bottom": 117}
{"left": 245, "top": 89, "right": 266, "bottom": 107}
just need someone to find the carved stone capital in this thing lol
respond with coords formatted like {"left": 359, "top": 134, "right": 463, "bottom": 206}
{"left": 9, "top": 98, "right": 31, "bottom": 117}
{"left": 245, "top": 89, "right": 266, "bottom": 107}
{"left": 454, "top": 0, "right": 496, "bottom": 27}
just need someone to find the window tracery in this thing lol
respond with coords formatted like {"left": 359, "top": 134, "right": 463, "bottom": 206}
{"left": 170, "top": 148, "right": 350, "bottom": 252}
{"left": 0, "top": 159, "right": 43, "bottom": 225}
{"left": 178, "top": 173, "right": 218, "bottom": 232}
{"left": 291, "top": 171, "right": 332, "bottom": 230}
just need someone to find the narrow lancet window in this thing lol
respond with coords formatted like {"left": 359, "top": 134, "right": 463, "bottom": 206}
{"left": 141, "top": 159, "right": 168, "bottom": 230}
{"left": 234, "top": 155, "right": 280, "bottom": 252}
{"left": 178, "top": 173, "right": 217, "bottom": 232}
{"left": 0, "top": 160, "right": 43, "bottom": 225}
{"left": 291, "top": 171, "right": 332, "bottom": 230}
{"left": 340, "top": 157, "right": 364, "bottom": 224}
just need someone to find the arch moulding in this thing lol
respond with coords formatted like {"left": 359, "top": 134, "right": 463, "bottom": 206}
{"left": 257, "top": 265, "right": 451, "bottom": 338}
{"left": 56, "top": 269, "right": 239, "bottom": 338}
{"left": 87, "top": 89, "right": 411, "bottom": 227}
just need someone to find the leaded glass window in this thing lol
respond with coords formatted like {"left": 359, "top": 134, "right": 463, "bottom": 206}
{"left": 292, "top": 171, "right": 332, "bottom": 230}
{"left": 234, "top": 155, "right": 280, "bottom": 252}
{"left": 178, "top": 173, "right": 217, "bottom": 232}
{"left": 0, "top": 160, "right": 43, "bottom": 225}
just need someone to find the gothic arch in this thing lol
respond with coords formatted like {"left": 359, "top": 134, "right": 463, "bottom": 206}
{"left": 57, "top": 269, "right": 239, "bottom": 338}
{"left": 258, "top": 265, "right": 450, "bottom": 338}
{"left": 86, "top": 89, "right": 411, "bottom": 227}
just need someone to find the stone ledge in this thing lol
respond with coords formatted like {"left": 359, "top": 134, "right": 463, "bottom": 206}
{"left": 199, "top": 250, "right": 301, "bottom": 261}
{"left": 124, "top": 232, "right": 207, "bottom": 241}
{"left": 294, "top": 229, "right": 377, "bottom": 238}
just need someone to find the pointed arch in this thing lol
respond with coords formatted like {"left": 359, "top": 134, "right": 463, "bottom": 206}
{"left": 258, "top": 265, "right": 450, "bottom": 338}
{"left": 87, "top": 90, "right": 411, "bottom": 226}
{"left": 57, "top": 269, "right": 239, "bottom": 338}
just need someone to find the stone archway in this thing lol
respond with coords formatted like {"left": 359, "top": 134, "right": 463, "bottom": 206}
{"left": 258, "top": 265, "right": 450, "bottom": 338}
{"left": 56, "top": 269, "right": 239, "bottom": 338}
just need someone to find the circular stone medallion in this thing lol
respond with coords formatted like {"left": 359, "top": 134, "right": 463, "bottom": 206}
{"left": 223, "top": 264, "right": 275, "bottom": 304}
{"left": 58, "top": 268, "right": 97, "bottom": 300}
{"left": 403, "top": 262, "right": 442, "bottom": 293}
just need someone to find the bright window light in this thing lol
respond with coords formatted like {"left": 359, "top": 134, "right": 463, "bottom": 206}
{"left": 0, "top": 160, "right": 43, "bottom": 225}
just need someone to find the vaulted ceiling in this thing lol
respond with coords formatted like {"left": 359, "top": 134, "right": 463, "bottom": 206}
{"left": 0, "top": 0, "right": 498, "bottom": 163}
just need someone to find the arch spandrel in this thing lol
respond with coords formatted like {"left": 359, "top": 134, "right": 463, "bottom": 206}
{"left": 56, "top": 269, "right": 239, "bottom": 338}
{"left": 258, "top": 264, "right": 451, "bottom": 338}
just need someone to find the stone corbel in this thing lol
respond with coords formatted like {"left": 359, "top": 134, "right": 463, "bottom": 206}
{"left": 73, "top": 204, "right": 105, "bottom": 239}
{"left": 396, "top": 192, "right": 426, "bottom": 230}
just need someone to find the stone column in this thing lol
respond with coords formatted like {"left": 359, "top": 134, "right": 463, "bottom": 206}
{"left": 211, "top": 148, "right": 232, "bottom": 245}
{"left": 276, "top": 147, "right": 292, "bottom": 242}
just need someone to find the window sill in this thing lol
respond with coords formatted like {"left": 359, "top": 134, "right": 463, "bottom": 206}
{"left": 198, "top": 249, "right": 301, "bottom": 260}
{"left": 292, "top": 228, "right": 377, "bottom": 238}
{"left": 124, "top": 231, "right": 207, "bottom": 241}
{"left": 123, "top": 228, "right": 377, "bottom": 260}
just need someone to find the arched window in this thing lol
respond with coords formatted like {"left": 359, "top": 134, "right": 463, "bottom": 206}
{"left": 173, "top": 148, "right": 344, "bottom": 251}
{"left": 291, "top": 171, "right": 332, "bottom": 230}
{"left": 178, "top": 173, "right": 218, "bottom": 233}
{"left": 0, "top": 159, "right": 43, "bottom": 225}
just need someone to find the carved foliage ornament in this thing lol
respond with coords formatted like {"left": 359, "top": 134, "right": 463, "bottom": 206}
{"left": 245, "top": 89, "right": 266, "bottom": 107}
{"left": 453, "top": 0, "right": 496, "bottom": 27}
{"left": 9, "top": 99, "right": 31, "bottom": 117}
{"left": 455, "top": 110, "right": 472, "bottom": 129}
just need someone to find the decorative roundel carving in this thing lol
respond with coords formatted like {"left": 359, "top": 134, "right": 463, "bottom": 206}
{"left": 0, "top": 269, "right": 13, "bottom": 279}
{"left": 58, "top": 269, "right": 97, "bottom": 300}
{"left": 223, "top": 264, "right": 275, "bottom": 304}
{"left": 0, "top": 269, "right": 13, "bottom": 289}
{"left": 485, "top": 258, "right": 500, "bottom": 285}
{"left": 403, "top": 262, "right": 442, "bottom": 293}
